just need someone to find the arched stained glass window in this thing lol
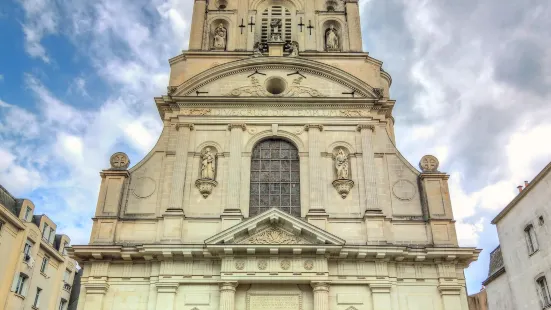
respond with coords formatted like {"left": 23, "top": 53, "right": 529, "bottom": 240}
{"left": 250, "top": 139, "right": 300, "bottom": 217}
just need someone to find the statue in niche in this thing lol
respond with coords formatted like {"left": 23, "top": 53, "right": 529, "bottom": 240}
{"left": 325, "top": 24, "right": 339, "bottom": 51}
{"left": 335, "top": 148, "right": 349, "bottom": 179}
{"left": 201, "top": 147, "right": 216, "bottom": 179}
{"left": 269, "top": 19, "right": 283, "bottom": 42}
{"left": 213, "top": 23, "right": 227, "bottom": 50}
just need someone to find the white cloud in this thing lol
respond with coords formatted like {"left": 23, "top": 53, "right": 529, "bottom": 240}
{"left": 0, "top": 74, "right": 4, "bottom": 81}
{"left": 0, "top": 148, "right": 43, "bottom": 195}
{"left": 19, "top": 0, "right": 59, "bottom": 62}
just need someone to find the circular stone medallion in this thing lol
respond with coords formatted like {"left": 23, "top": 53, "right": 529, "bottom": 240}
{"left": 419, "top": 155, "right": 439, "bottom": 172}
{"left": 280, "top": 259, "right": 291, "bottom": 270}
{"left": 392, "top": 180, "right": 416, "bottom": 201}
{"left": 110, "top": 152, "right": 130, "bottom": 169}
{"left": 257, "top": 260, "right": 268, "bottom": 270}
{"left": 235, "top": 260, "right": 245, "bottom": 270}
{"left": 304, "top": 260, "right": 314, "bottom": 270}
{"left": 132, "top": 177, "right": 156, "bottom": 199}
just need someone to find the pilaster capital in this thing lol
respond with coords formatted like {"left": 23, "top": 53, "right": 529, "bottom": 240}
{"left": 311, "top": 281, "right": 330, "bottom": 292}
{"left": 156, "top": 282, "right": 179, "bottom": 294}
{"left": 438, "top": 285, "right": 462, "bottom": 295}
{"left": 356, "top": 124, "right": 376, "bottom": 132}
{"left": 83, "top": 282, "right": 110, "bottom": 295}
{"left": 369, "top": 283, "right": 392, "bottom": 294}
{"left": 176, "top": 123, "right": 195, "bottom": 131}
{"left": 228, "top": 123, "right": 247, "bottom": 131}
{"left": 304, "top": 124, "right": 324, "bottom": 132}
{"left": 219, "top": 281, "right": 239, "bottom": 292}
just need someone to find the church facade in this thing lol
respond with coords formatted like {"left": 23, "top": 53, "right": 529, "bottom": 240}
{"left": 70, "top": 1, "right": 479, "bottom": 309}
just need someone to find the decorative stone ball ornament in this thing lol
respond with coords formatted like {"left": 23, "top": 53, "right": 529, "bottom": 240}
{"left": 419, "top": 155, "right": 440, "bottom": 172}
{"left": 110, "top": 152, "right": 130, "bottom": 170}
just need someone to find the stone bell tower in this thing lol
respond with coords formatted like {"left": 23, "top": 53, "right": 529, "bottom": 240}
{"left": 70, "top": 1, "right": 480, "bottom": 310}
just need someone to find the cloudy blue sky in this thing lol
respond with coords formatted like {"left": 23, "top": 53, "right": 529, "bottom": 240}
{"left": 0, "top": 0, "right": 550, "bottom": 293}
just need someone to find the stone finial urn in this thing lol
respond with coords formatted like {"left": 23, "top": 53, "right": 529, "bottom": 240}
{"left": 195, "top": 179, "right": 218, "bottom": 198}
{"left": 332, "top": 179, "right": 354, "bottom": 199}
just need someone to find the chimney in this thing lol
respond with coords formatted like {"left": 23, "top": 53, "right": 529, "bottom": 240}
{"left": 524, "top": 181, "right": 529, "bottom": 188}
{"left": 517, "top": 185, "right": 523, "bottom": 193}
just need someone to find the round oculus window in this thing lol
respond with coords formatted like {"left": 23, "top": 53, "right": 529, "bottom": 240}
{"left": 265, "top": 77, "right": 287, "bottom": 95}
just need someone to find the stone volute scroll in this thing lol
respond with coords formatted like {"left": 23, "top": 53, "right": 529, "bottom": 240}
{"left": 195, "top": 147, "right": 218, "bottom": 198}
{"left": 212, "top": 23, "right": 227, "bottom": 50}
{"left": 325, "top": 24, "right": 340, "bottom": 51}
{"left": 110, "top": 152, "right": 130, "bottom": 170}
{"left": 332, "top": 148, "right": 354, "bottom": 199}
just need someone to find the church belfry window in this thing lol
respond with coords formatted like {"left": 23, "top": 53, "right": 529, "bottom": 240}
{"left": 250, "top": 139, "right": 300, "bottom": 217}
{"left": 261, "top": 6, "right": 292, "bottom": 43}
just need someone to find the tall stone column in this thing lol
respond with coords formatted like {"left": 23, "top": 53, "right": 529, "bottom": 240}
{"left": 345, "top": 0, "right": 363, "bottom": 52}
{"left": 311, "top": 282, "right": 330, "bottom": 310}
{"left": 146, "top": 276, "right": 158, "bottom": 310}
{"left": 223, "top": 124, "right": 245, "bottom": 227}
{"left": 357, "top": 124, "right": 380, "bottom": 213}
{"left": 219, "top": 282, "right": 238, "bottom": 310}
{"left": 305, "top": 124, "right": 325, "bottom": 212}
{"left": 189, "top": 0, "right": 207, "bottom": 50}
{"left": 168, "top": 123, "right": 194, "bottom": 211}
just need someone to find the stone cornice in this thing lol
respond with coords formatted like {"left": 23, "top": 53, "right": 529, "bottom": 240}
{"left": 356, "top": 124, "right": 375, "bottom": 132}
{"left": 155, "top": 96, "right": 396, "bottom": 120}
{"left": 69, "top": 244, "right": 480, "bottom": 266}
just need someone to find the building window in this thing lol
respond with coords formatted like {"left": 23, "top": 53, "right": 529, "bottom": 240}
{"left": 23, "top": 240, "right": 34, "bottom": 262}
{"left": 40, "top": 257, "right": 49, "bottom": 273}
{"left": 261, "top": 6, "right": 293, "bottom": 43}
{"left": 42, "top": 223, "right": 49, "bottom": 241}
{"left": 62, "top": 241, "right": 69, "bottom": 255}
{"left": 537, "top": 276, "right": 551, "bottom": 308}
{"left": 33, "top": 287, "right": 42, "bottom": 308}
{"left": 525, "top": 224, "right": 539, "bottom": 254}
{"left": 250, "top": 139, "right": 300, "bottom": 217}
{"left": 25, "top": 206, "right": 32, "bottom": 222}
{"left": 49, "top": 227, "right": 55, "bottom": 244}
{"left": 59, "top": 299, "right": 67, "bottom": 310}
{"left": 13, "top": 273, "right": 28, "bottom": 295}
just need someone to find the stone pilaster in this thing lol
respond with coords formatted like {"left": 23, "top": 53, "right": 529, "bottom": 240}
{"left": 370, "top": 283, "right": 392, "bottom": 310}
{"left": 225, "top": 124, "right": 246, "bottom": 213}
{"left": 168, "top": 123, "right": 194, "bottom": 211}
{"left": 219, "top": 282, "right": 238, "bottom": 310}
{"left": 357, "top": 124, "right": 380, "bottom": 213}
{"left": 189, "top": 0, "right": 207, "bottom": 50}
{"left": 82, "top": 282, "right": 109, "bottom": 310}
{"left": 439, "top": 286, "right": 463, "bottom": 310}
{"left": 155, "top": 283, "right": 178, "bottom": 310}
{"left": 311, "top": 282, "right": 330, "bottom": 310}
{"left": 305, "top": 124, "right": 325, "bottom": 213}
{"left": 345, "top": 0, "right": 363, "bottom": 52}
{"left": 146, "top": 276, "right": 158, "bottom": 310}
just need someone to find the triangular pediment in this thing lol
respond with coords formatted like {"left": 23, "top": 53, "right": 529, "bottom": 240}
{"left": 205, "top": 208, "right": 345, "bottom": 246}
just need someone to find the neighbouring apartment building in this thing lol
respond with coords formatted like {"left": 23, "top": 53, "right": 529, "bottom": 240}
{"left": 483, "top": 161, "right": 551, "bottom": 310}
{"left": 0, "top": 185, "right": 78, "bottom": 310}
{"left": 69, "top": 0, "right": 480, "bottom": 309}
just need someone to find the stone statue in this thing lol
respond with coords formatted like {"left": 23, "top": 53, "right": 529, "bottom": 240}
{"left": 213, "top": 23, "right": 227, "bottom": 50}
{"left": 288, "top": 41, "right": 299, "bottom": 57}
{"left": 201, "top": 148, "right": 216, "bottom": 179}
{"left": 335, "top": 148, "right": 349, "bottom": 179}
{"left": 252, "top": 42, "right": 264, "bottom": 57}
{"left": 326, "top": 24, "right": 339, "bottom": 50}
{"left": 269, "top": 19, "right": 283, "bottom": 42}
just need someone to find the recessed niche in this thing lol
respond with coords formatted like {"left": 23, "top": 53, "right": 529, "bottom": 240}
{"left": 265, "top": 77, "right": 287, "bottom": 95}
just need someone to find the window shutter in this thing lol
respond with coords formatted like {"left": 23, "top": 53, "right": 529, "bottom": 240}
{"left": 10, "top": 274, "right": 19, "bottom": 292}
